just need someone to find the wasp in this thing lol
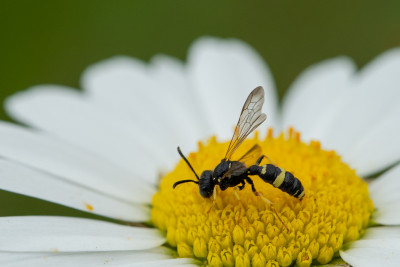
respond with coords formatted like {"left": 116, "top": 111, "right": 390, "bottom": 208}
{"left": 173, "top": 86, "right": 305, "bottom": 203}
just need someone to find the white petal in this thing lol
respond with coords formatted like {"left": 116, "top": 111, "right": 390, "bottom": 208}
{"left": 338, "top": 49, "right": 400, "bottom": 175}
{"left": 369, "top": 164, "right": 400, "bottom": 205}
{"left": 5, "top": 86, "right": 171, "bottom": 184}
{"left": 0, "top": 249, "right": 170, "bottom": 265}
{"left": 0, "top": 159, "right": 149, "bottom": 222}
{"left": 301, "top": 49, "right": 400, "bottom": 176}
{"left": 369, "top": 165, "right": 400, "bottom": 225}
{"left": 350, "top": 238, "right": 400, "bottom": 250}
{"left": 0, "top": 249, "right": 197, "bottom": 267}
{"left": 187, "top": 37, "right": 279, "bottom": 140}
{"left": 340, "top": 226, "right": 400, "bottom": 267}
{"left": 342, "top": 103, "right": 400, "bottom": 176}
{"left": 372, "top": 203, "right": 400, "bottom": 226}
{"left": 149, "top": 55, "right": 209, "bottom": 152}
{"left": 281, "top": 56, "right": 356, "bottom": 141}
{"left": 0, "top": 216, "right": 164, "bottom": 252}
{"left": 0, "top": 121, "right": 154, "bottom": 204}
{"left": 82, "top": 55, "right": 206, "bottom": 154}
{"left": 81, "top": 56, "right": 173, "bottom": 160}
{"left": 361, "top": 226, "right": 400, "bottom": 240}
{"left": 283, "top": 49, "right": 400, "bottom": 176}
{"left": 340, "top": 248, "right": 400, "bottom": 267}
{"left": 125, "top": 259, "right": 197, "bottom": 267}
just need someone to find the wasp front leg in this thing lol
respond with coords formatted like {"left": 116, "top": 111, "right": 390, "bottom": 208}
{"left": 233, "top": 180, "right": 246, "bottom": 200}
{"left": 237, "top": 180, "right": 245, "bottom": 190}
{"left": 207, "top": 186, "right": 219, "bottom": 214}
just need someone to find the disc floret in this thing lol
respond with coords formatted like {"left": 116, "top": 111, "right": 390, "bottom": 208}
{"left": 152, "top": 129, "right": 374, "bottom": 266}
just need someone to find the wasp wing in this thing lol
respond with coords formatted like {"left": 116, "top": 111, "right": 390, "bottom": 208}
{"left": 221, "top": 162, "right": 247, "bottom": 179}
{"left": 224, "top": 86, "right": 266, "bottom": 161}
{"left": 236, "top": 144, "right": 262, "bottom": 167}
{"left": 222, "top": 144, "right": 262, "bottom": 179}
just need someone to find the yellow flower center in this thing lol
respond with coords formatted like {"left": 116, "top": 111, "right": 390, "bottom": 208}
{"left": 151, "top": 128, "right": 374, "bottom": 267}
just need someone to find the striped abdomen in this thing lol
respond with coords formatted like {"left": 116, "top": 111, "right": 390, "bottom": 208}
{"left": 248, "top": 164, "right": 305, "bottom": 199}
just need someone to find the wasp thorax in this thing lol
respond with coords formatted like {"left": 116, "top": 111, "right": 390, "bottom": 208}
{"left": 212, "top": 160, "right": 230, "bottom": 179}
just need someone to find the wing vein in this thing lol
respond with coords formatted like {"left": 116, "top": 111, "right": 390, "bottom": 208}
{"left": 224, "top": 86, "right": 266, "bottom": 161}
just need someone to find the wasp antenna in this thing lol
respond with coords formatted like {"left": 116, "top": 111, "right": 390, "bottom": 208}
{"left": 177, "top": 146, "right": 200, "bottom": 180}
{"left": 173, "top": 179, "right": 199, "bottom": 189}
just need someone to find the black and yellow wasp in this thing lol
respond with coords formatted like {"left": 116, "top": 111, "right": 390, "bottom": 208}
{"left": 173, "top": 86, "right": 305, "bottom": 201}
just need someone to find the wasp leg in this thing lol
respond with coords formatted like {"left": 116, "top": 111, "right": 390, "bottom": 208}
{"left": 244, "top": 177, "right": 258, "bottom": 193}
{"left": 238, "top": 180, "right": 245, "bottom": 190}
{"left": 233, "top": 181, "right": 246, "bottom": 200}
{"left": 256, "top": 155, "right": 276, "bottom": 166}
{"left": 256, "top": 155, "right": 265, "bottom": 165}
{"left": 245, "top": 177, "right": 289, "bottom": 232}
{"left": 233, "top": 189, "right": 241, "bottom": 200}
{"left": 207, "top": 186, "right": 218, "bottom": 214}
{"left": 245, "top": 177, "right": 272, "bottom": 203}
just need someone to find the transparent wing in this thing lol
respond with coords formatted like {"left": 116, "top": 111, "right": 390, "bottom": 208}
{"left": 222, "top": 144, "right": 262, "bottom": 179}
{"left": 221, "top": 162, "right": 247, "bottom": 179}
{"left": 224, "top": 86, "right": 266, "bottom": 161}
{"left": 236, "top": 144, "right": 262, "bottom": 167}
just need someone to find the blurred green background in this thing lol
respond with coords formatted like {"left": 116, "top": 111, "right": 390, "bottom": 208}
{"left": 1, "top": 0, "right": 400, "bottom": 218}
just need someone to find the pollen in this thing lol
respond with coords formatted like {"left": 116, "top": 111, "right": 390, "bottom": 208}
{"left": 151, "top": 128, "right": 374, "bottom": 266}
{"left": 85, "top": 203, "right": 94, "bottom": 211}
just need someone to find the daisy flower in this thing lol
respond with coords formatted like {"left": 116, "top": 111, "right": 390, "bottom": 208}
{"left": 1, "top": 37, "right": 400, "bottom": 267}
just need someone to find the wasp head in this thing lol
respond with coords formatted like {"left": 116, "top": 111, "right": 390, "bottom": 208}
{"left": 199, "top": 170, "right": 215, "bottom": 198}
